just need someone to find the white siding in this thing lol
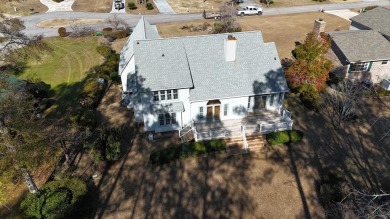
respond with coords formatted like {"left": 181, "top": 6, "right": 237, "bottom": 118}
{"left": 370, "top": 61, "right": 390, "bottom": 83}
{"left": 139, "top": 88, "right": 191, "bottom": 132}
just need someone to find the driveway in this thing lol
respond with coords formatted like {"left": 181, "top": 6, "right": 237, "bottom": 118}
{"left": 39, "top": 0, "right": 75, "bottom": 12}
{"left": 153, "top": 0, "right": 175, "bottom": 14}
{"left": 325, "top": 9, "right": 359, "bottom": 20}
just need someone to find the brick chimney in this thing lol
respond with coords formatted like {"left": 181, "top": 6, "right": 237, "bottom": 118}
{"left": 224, "top": 34, "right": 237, "bottom": 62}
{"left": 313, "top": 19, "right": 326, "bottom": 40}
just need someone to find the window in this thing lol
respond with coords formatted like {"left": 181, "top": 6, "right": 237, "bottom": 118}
{"left": 172, "top": 113, "right": 177, "bottom": 124}
{"left": 381, "top": 60, "right": 389, "bottom": 65}
{"left": 159, "top": 114, "right": 164, "bottom": 125}
{"left": 160, "top": 90, "right": 166, "bottom": 100}
{"left": 223, "top": 104, "right": 228, "bottom": 116}
{"left": 270, "top": 95, "right": 274, "bottom": 107}
{"left": 247, "top": 97, "right": 251, "bottom": 110}
{"left": 158, "top": 113, "right": 177, "bottom": 126}
{"left": 153, "top": 90, "right": 178, "bottom": 102}
{"left": 153, "top": 91, "right": 159, "bottom": 101}
{"left": 349, "top": 62, "right": 370, "bottom": 72}
{"left": 165, "top": 113, "right": 171, "bottom": 124}
{"left": 199, "top": 107, "right": 204, "bottom": 119}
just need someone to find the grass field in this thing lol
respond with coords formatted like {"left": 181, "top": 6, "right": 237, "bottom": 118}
{"left": 157, "top": 12, "right": 350, "bottom": 59}
{"left": 0, "top": 0, "right": 47, "bottom": 16}
{"left": 19, "top": 36, "right": 103, "bottom": 116}
{"left": 20, "top": 37, "right": 102, "bottom": 87}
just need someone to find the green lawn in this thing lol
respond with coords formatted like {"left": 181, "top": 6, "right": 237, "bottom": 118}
{"left": 19, "top": 37, "right": 103, "bottom": 116}
{"left": 20, "top": 37, "right": 102, "bottom": 88}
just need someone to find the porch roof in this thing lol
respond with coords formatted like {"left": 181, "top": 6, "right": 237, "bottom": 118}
{"left": 151, "top": 101, "right": 184, "bottom": 113}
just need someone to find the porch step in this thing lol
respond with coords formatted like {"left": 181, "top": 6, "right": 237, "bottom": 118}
{"left": 225, "top": 137, "right": 246, "bottom": 155}
{"left": 246, "top": 135, "right": 265, "bottom": 153}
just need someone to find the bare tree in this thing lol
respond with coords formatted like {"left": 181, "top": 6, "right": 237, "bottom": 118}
{"left": 105, "top": 14, "right": 128, "bottom": 31}
{"left": 0, "top": 14, "right": 46, "bottom": 63}
{"left": 323, "top": 81, "right": 365, "bottom": 129}
{"left": 68, "top": 22, "right": 95, "bottom": 38}
{"left": 370, "top": 116, "right": 390, "bottom": 144}
{"left": 340, "top": 188, "right": 390, "bottom": 218}
{"left": 213, "top": 4, "right": 241, "bottom": 33}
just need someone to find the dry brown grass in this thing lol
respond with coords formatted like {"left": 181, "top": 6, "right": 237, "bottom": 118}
{"left": 0, "top": 0, "right": 47, "bottom": 16}
{"left": 37, "top": 18, "right": 105, "bottom": 28}
{"left": 72, "top": 0, "right": 113, "bottom": 12}
{"left": 111, "top": 37, "right": 129, "bottom": 53}
{"left": 157, "top": 12, "right": 350, "bottom": 59}
{"left": 167, "top": 0, "right": 360, "bottom": 13}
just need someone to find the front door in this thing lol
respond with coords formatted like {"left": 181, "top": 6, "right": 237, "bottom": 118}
{"left": 207, "top": 106, "right": 220, "bottom": 120}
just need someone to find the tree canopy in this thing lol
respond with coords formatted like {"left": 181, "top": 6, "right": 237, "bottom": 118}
{"left": 285, "top": 32, "right": 333, "bottom": 94}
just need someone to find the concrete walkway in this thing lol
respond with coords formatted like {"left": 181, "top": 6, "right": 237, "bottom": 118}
{"left": 153, "top": 0, "right": 175, "bottom": 14}
{"left": 325, "top": 9, "right": 359, "bottom": 20}
{"left": 39, "top": 0, "right": 75, "bottom": 12}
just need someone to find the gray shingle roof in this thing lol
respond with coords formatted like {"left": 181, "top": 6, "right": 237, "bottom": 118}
{"left": 134, "top": 31, "right": 288, "bottom": 101}
{"left": 151, "top": 101, "right": 185, "bottom": 113}
{"left": 329, "top": 30, "right": 390, "bottom": 63}
{"left": 118, "top": 17, "right": 160, "bottom": 75}
{"left": 350, "top": 7, "right": 390, "bottom": 37}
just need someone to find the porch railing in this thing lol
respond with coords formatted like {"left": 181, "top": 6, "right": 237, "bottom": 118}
{"left": 241, "top": 125, "right": 248, "bottom": 152}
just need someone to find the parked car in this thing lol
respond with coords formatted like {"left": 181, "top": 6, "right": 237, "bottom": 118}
{"left": 114, "top": 1, "right": 124, "bottom": 10}
{"left": 236, "top": 6, "right": 263, "bottom": 16}
{"left": 234, "top": 0, "right": 244, "bottom": 4}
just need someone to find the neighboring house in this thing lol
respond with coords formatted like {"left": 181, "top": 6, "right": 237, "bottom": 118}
{"left": 317, "top": 8, "right": 390, "bottom": 85}
{"left": 349, "top": 7, "right": 390, "bottom": 41}
{"left": 119, "top": 17, "right": 292, "bottom": 142}
{"left": 328, "top": 30, "right": 390, "bottom": 84}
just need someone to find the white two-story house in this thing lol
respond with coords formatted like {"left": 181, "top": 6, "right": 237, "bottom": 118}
{"left": 119, "top": 17, "right": 292, "bottom": 141}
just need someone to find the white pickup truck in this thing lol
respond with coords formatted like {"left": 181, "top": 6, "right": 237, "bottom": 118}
{"left": 236, "top": 6, "right": 263, "bottom": 16}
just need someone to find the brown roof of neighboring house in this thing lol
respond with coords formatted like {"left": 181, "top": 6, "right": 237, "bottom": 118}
{"left": 329, "top": 30, "right": 390, "bottom": 63}
{"left": 350, "top": 7, "right": 390, "bottom": 37}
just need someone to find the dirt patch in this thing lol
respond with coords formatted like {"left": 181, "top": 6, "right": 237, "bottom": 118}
{"left": 0, "top": 0, "right": 48, "bottom": 16}
{"left": 37, "top": 18, "right": 105, "bottom": 28}
{"left": 72, "top": 0, "right": 112, "bottom": 12}
{"left": 97, "top": 83, "right": 132, "bottom": 127}
{"left": 157, "top": 12, "right": 350, "bottom": 59}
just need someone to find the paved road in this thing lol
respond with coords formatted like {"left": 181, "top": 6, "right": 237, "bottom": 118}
{"left": 20, "top": 0, "right": 390, "bottom": 37}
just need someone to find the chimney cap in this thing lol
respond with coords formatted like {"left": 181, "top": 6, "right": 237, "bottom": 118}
{"left": 227, "top": 34, "right": 236, "bottom": 40}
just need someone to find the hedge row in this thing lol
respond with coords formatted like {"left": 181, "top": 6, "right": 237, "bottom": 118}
{"left": 150, "top": 139, "right": 226, "bottom": 165}
{"left": 266, "top": 129, "right": 304, "bottom": 146}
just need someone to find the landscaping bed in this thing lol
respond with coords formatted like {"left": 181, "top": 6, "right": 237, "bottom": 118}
{"left": 150, "top": 139, "right": 226, "bottom": 165}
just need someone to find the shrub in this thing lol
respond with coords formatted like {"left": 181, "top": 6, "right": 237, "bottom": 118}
{"left": 102, "top": 27, "right": 113, "bottom": 32}
{"left": 113, "top": 29, "right": 129, "bottom": 39}
{"left": 69, "top": 109, "right": 97, "bottom": 128}
{"left": 128, "top": 2, "right": 137, "bottom": 10}
{"left": 20, "top": 177, "right": 87, "bottom": 219}
{"left": 266, "top": 131, "right": 290, "bottom": 145}
{"left": 146, "top": 2, "right": 154, "bottom": 10}
{"left": 300, "top": 92, "right": 321, "bottom": 111}
{"left": 96, "top": 45, "right": 112, "bottom": 57}
{"left": 58, "top": 27, "right": 67, "bottom": 37}
{"left": 290, "top": 130, "right": 304, "bottom": 143}
{"left": 150, "top": 139, "right": 226, "bottom": 165}
{"left": 320, "top": 168, "right": 349, "bottom": 204}
{"left": 79, "top": 79, "right": 105, "bottom": 109}
{"left": 93, "top": 127, "right": 122, "bottom": 161}
{"left": 266, "top": 129, "right": 304, "bottom": 145}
